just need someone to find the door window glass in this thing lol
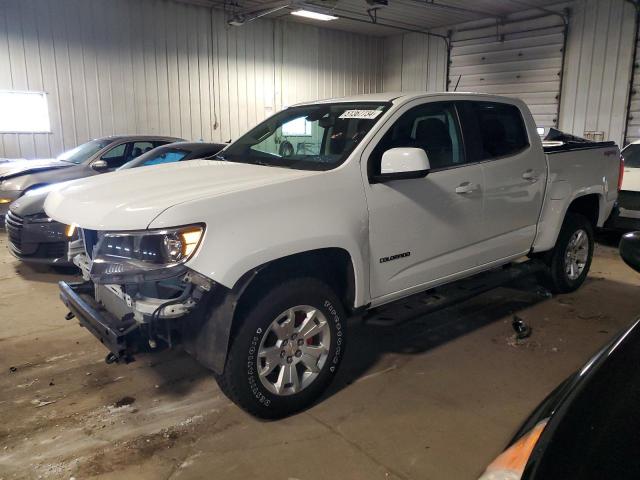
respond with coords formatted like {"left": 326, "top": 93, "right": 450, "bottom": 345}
{"left": 468, "top": 102, "right": 529, "bottom": 160}
{"left": 100, "top": 144, "right": 127, "bottom": 168}
{"left": 370, "top": 102, "right": 464, "bottom": 176}
{"left": 126, "top": 142, "right": 155, "bottom": 163}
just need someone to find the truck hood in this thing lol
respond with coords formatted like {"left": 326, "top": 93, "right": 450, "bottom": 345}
{"left": 0, "top": 159, "right": 71, "bottom": 181}
{"left": 44, "top": 160, "right": 316, "bottom": 230}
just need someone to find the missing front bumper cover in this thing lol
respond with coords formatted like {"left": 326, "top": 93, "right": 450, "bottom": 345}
{"left": 59, "top": 281, "right": 139, "bottom": 362}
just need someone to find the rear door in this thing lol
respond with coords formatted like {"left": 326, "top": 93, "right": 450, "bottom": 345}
{"left": 458, "top": 100, "right": 546, "bottom": 263}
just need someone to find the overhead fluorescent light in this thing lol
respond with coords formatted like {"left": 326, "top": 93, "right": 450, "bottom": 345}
{"left": 291, "top": 9, "right": 338, "bottom": 21}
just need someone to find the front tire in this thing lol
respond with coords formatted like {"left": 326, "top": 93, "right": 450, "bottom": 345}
{"left": 544, "top": 212, "right": 594, "bottom": 293}
{"left": 216, "top": 278, "right": 346, "bottom": 419}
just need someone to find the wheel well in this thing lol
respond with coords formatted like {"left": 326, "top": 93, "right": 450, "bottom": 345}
{"left": 566, "top": 194, "right": 599, "bottom": 227}
{"left": 235, "top": 248, "right": 357, "bottom": 317}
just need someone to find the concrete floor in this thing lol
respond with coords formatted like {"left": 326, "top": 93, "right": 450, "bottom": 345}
{"left": 1, "top": 231, "right": 640, "bottom": 480}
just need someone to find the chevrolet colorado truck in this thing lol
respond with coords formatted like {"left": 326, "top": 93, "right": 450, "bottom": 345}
{"left": 44, "top": 93, "right": 621, "bottom": 418}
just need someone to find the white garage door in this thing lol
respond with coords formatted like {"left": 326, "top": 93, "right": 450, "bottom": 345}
{"left": 449, "top": 14, "right": 566, "bottom": 133}
{"left": 627, "top": 26, "right": 640, "bottom": 145}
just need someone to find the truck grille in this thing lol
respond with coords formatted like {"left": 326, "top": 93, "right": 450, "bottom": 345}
{"left": 5, "top": 210, "right": 24, "bottom": 253}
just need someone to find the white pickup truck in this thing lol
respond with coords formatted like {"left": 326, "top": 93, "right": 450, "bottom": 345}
{"left": 45, "top": 93, "right": 621, "bottom": 418}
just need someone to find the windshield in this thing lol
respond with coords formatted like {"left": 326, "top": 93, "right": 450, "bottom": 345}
{"left": 119, "top": 148, "right": 189, "bottom": 170}
{"left": 622, "top": 144, "right": 640, "bottom": 168}
{"left": 56, "top": 139, "right": 112, "bottom": 164}
{"left": 219, "top": 102, "right": 390, "bottom": 171}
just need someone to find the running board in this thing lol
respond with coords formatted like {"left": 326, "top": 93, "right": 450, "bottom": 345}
{"left": 364, "top": 260, "right": 547, "bottom": 327}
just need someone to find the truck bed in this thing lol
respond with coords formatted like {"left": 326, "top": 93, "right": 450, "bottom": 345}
{"left": 542, "top": 139, "right": 617, "bottom": 154}
{"left": 532, "top": 140, "right": 620, "bottom": 252}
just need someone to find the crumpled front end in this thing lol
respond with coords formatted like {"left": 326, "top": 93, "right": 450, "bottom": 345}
{"left": 60, "top": 228, "right": 215, "bottom": 363}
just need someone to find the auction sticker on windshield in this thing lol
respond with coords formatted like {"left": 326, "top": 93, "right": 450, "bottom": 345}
{"left": 339, "top": 110, "right": 383, "bottom": 120}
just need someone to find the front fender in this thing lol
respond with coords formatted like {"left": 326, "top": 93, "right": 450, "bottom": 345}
{"left": 149, "top": 168, "right": 371, "bottom": 308}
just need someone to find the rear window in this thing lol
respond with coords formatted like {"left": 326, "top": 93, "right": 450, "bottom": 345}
{"left": 469, "top": 102, "right": 529, "bottom": 160}
{"left": 622, "top": 144, "right": 640, "bottom": 168}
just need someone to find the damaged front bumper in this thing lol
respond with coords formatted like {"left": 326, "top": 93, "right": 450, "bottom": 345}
{"left": 59, "top": 231, "right": 254, "bottom": 373}
{"left": 59, "top": 281, "right": 139, "bottom": 363}
{"left": 60, "top": 250, "right": 215, "bottom": 364}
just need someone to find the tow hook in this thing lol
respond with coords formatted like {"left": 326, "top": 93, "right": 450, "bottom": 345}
{"left": 64, "top": 311, "right": 75, "bottom": 320}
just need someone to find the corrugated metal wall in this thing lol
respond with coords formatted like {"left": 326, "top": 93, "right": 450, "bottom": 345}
{"left": 382, "top": 0, "right": 637, "bottom": 147}
{"left": 0, "top": 0, "right": 384, "bottom": 159}
{"left": 626, "top": 9, "right": 640, "bottom": 145}
{"left": 559, "top": 0, "right": 636, "bottom": 147}
{"left": 382, "top": 33, "right": 448, "bottom": 92}
{"left": 449, "top": 13, "right": 566, "bottom": 131}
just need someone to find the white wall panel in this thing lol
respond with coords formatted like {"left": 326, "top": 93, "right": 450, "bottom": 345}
{"left": 278, "top": 22, "right": 384, "bottom": 108}
{"left": 0, "top": 0, "right": 384, "bottom": 158}
{"left": 449, "top": 13, "right": 566, "bottom": 131}
{"left": 382, "top": 33, "right": 448, "bottom": 93}
{"left": 560, "top": 0, "right": 636, "bottom": 146}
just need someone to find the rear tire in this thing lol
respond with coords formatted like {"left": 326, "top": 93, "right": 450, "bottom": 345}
{"left": 543, "top": 212, "right": 594, "bottom": 293}
{"left": 216, "top": 278, "right": 346, "bottom": 419}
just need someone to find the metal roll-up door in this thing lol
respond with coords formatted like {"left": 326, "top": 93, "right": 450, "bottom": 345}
{"left": 626, "top": 17, "right": 640, "bottom": 145}
{"left": 449, "top": 14, "right": 566, "bottom": 134}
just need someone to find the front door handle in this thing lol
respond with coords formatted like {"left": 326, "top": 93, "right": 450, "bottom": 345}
{"left": 522, "top": 169, "right": 539, "bottom": 182}
{"left": 455, "top": 182, "right": 477, "bottom": 194}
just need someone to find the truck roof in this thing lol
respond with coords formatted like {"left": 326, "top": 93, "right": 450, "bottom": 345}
{"left": 295, "top": 91, "right": 522, "bottom": 106}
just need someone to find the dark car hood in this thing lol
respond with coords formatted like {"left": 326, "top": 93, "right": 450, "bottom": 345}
{"left": 10, "top": 184, "right": 64, "bottom": 216}
{"left": 0, "top": 159, "right": 71, "bottom": 181}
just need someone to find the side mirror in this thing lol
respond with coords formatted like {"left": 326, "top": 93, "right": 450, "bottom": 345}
{"left": 91, "top": 159, "right": 108, "bottom": 171}
{"left": 372, "top": 148, "right": 430, "bottom": 183}
{"left": 620, "top": 231, "right": 640, "bottom": 274}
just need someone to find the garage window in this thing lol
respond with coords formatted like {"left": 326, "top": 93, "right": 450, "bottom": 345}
{"left": 0, "top": 90, "right": 51, "bottom": 133}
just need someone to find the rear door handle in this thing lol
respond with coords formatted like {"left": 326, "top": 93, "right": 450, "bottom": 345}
{"left": 522, "top": 169, "right": 539, "bottom": 182}
{"left": 455, "top": 182, "right": 477, "bottom": 194}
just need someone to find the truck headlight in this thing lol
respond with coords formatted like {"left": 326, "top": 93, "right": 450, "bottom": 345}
{"left": 90, "top": 225, "right": 204, "bottom": 283}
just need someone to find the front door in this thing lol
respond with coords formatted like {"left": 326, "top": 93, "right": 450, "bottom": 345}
{"left": 363, "top": 101, "right": 485, "bottom": 300}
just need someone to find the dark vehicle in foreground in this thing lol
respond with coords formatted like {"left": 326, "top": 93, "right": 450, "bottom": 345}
{"left": 6, "top": 142, "right": 226, "bottom": 266}
{"left": 479, "top": 231, "right": 640, "bottom": 480}
{"left": 605, "top": 141, "right": 640, "bottom": 231}
{"left": 0, "top": 135, "right": 181, "bottom": 218}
